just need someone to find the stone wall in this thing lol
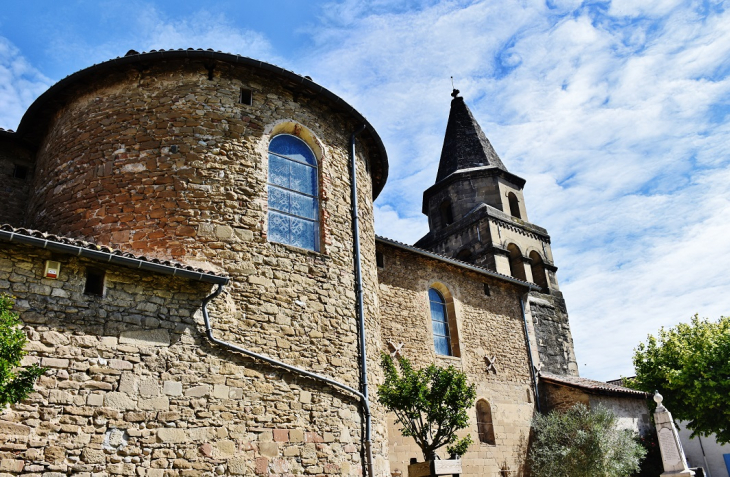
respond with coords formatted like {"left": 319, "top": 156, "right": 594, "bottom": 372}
{"left": 539, "top": 381, "right": 650, "bottom": 436}
{"left": 0, "top": 241, "right": 371, "bottom": 476}
{"left": 376, "top": 241, "right": 535, "bottom": 477}
{"left": 525, "top": 293, "right": 578, "bottom": 376}
{"left": 0, "top": 137, "right": 34, "bottom": 226}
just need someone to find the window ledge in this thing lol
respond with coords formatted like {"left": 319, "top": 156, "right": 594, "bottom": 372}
{"left": 270, "top": 241, "right": 330, "bottom": 260}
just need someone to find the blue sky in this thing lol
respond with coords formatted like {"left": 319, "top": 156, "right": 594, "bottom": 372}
{"left": 2, "top": 0, "right": 729, "bottom": 381}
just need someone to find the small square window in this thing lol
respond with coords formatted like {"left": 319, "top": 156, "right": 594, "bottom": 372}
{"left": 13, "top": 164, "right": 28, "bottom": 180}
{"left": 376, "top": 251, "right": 384, "bottom": 269}
{"left": 84, "top": 268, "right": 106, "bottom": 296}
{"left": 239, "top": 88, "right": 252, "bottom": 105}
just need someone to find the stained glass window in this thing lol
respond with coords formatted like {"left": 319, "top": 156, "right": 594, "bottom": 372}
{"left": 429, "top": 288, "right": 451, "bottom": 356}
{"left": 267, "top": 134, "right": 319, "bottom": 251}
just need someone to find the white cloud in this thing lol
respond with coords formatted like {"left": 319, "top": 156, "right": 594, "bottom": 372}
{"left": 297, "top": 0, "right": 730, "bottom": 379}
{"left": 0, "top": 38, "right": 52, "bottom": 130}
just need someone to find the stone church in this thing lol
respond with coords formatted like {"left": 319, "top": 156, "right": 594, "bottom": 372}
{"left": 0, "top": 49, "right": 647, "bottom": 476}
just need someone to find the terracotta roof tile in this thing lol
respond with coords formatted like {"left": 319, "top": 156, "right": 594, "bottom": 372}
{"left": 540, "top": 371, "right": 648, "bottom": 397}
{"left": 0, "top": 224, "right": 228, "bottom": 284}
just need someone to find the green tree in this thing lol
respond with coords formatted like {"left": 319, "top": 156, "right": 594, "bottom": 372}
{"left": 377, "top": 353, "right": 475, "bottom": 461}
{"left": 529, "top": 404, "right": 645, "bottom": 477}
{"left": 0, "top": 294, "right": 46, "bottom": 405}
{"left": 628, "top": 315, "right": 730, "bottom": 443}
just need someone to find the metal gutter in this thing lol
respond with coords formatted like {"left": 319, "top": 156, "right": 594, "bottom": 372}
{"left": 375, "top": 235, "right": 535, "bottom": 289}
{"left": 0, "top": 229, "right": 228, "bottom": 285}
{"left": 520, "top": 296, "right": 541, "bottom": 412}
{"left": 349, "top": 124, "right": 374, "bottom": 477}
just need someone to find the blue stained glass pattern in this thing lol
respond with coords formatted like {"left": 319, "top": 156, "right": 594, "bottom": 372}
{"left": 434, "top": 336, "right": 451, "bottom": 356}
{"left": 269, "top": 135, "right": 317, "bottom": 165}
{"left": 267, "top": 135, "right": 319, "bottom": 251}
{"left": 429, "top": 288, "right": 451, "bottom": 356}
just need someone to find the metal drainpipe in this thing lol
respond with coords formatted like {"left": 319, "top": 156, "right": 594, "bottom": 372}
{"left": 350, "top": 124, "right": 375, "bottom": 477}
{"left": 520, "top": 294, "right": 541, "bottom": 412}
{"left": 201, "top": 284, "right": 374, "bottom": 477}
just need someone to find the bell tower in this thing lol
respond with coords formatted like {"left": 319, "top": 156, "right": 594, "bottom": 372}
{"left": 415, "top": 90, "right": 579, "bottom": 376}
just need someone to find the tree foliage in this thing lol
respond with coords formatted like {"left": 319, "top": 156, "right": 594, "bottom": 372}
{"left": 529, "top": 404, "right": 645, "bottom": 477}
{"left": 0, "top": 294, "right": 46, "bottom": 405}
{"left": 377, "top": 353, "right": 475, "bottom": 461}
{"left": 628, "top": 315, "right": 730, "bottom": 443}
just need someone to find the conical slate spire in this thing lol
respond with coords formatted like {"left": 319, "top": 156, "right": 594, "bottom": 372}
{"left": 435, "top": 94, "right": 507, "bottom": 183}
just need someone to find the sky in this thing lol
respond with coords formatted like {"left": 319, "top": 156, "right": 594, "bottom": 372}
{"left": 1, "top": 0, "right": 729, "bottom": 381}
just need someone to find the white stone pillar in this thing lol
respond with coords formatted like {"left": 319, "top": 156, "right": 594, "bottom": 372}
{"left": 653, "top": 391, "right": 695, "bottom": 477}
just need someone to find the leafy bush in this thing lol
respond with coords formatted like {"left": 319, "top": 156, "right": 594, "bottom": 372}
{"left": 377, "top": 353, "right": 475, "bottom": 461}
{"left": 0, "top": 294, "right": 46, "bottom": 405}
{"left": 529, "top": 404, "right": 645, "bottom": 477}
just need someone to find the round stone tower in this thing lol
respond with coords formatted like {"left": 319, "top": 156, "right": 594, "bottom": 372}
{"left": 9, "top": 49, "right": 391, "bottom": 476}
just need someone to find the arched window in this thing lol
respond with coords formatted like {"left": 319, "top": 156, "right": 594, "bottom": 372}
{"left": 507, "top": 192, "right": 521, "bottom": 219}
{"left": 529, "top": 251, "right": 548, "bottom": 290}
{"left": 267, "top": 134, "right": 319, "bottom": 251}
{"left": 429, "top": 288, "right": 452, "bottom": 356}
{"left": 507, "top": 244, "right": 526, "bottom": 281}
{"left": 440, "top": 199, "right": 454, "bottom": 227}
{"left": 476, "top": 400, "right": 495, "bottom": 445}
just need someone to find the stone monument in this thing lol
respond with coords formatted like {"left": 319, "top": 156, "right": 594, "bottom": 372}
{"left": 654, "top": 391, "right": 695, "bottom": 477}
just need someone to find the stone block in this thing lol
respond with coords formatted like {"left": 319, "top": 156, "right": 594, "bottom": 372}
{"left": 289, "top": 429, "right": 304, "bottom": 443}
{"left": 255, "top": 457, "right": 268, "bottom": 474}
{"left": 259, "top": 442, "right": 278, "bottom": 458}
{"left": 185, "top": 385, "right": 210, "bottom": 397}
{"left": 273, "top": 429, "right": 288, "bottom": 442}
{"left": 212, "top": 384, "right": 229, "bottom": 399}
{"left": 156, "top": 428, "right": 187, "bottom": 443}
{"left": 0, "top": 459, "right": 24, "bottom": 472}
{"left": 299, "top": 391, "right": 311, "bottom": 404}
{"left": 228, "top": 457, "right": 247, "bottom": 475}
{"left": 119, "top": 329, "right": 170, "bottom": 347}
{"left": 42, "top": 357, "right": 70, "bottom": 368}
{"left": 139, "top": 379, "right": 160, "bottom": 396}
{"left": 138, "top": 397, "right": 169, "bottom": 411}
{"left": 104, "top": 392, "right": 136, "bottom": 410}
{"left": 163, "top": 381, "right": 183, "bottom": 396}
{"left": 0, "top": 421, "right": 30, "bottom": 436}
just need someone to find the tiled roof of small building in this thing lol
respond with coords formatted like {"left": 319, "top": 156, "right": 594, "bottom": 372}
{"left": 0, "top": 224, "right": 228, "bottom": 284}
{"left": 540, "top": 371, "right": 648, "bottom": 397}
{"left": 375, "top": 235, "right": 535, "bottom": 289}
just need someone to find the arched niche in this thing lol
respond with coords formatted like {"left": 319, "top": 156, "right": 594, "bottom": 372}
{"left": 476, "top": 399, "right": 496, "bottom": 445}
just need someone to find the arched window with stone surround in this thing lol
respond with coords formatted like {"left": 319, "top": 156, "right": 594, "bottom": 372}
{"left": 507, "top": 192, "right": 521, "bottom": 219}
{"left": 476, "top": 399, "right": 495, "bottom": 445}
{"left": 507, "top": 243, "right": 526, "bottom": 281}
{"left": 428, "top": 285, "right": 461, "bottom": 357}
{"left": 529, "top": 251, "right": 548, "bottom": 290}
{"left": 267, "top": 134, "right": 319, "bottom": 251}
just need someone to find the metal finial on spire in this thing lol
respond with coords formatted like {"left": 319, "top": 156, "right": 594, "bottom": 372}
{"left": 451, "top": 76, "right": 460, "bottom": 98}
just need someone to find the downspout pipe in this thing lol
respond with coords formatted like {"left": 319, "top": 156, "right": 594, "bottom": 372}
{"left": 350, "top": 124, "right": 375, "bottom": 477}
{"left": 520, "top": 294, "right": 541, "bottom": 412}
{"left": 201, "top": 284, "right": 373, "bottom": 476}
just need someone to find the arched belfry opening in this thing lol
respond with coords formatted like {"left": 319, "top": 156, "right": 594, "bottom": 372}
{"left": 440, "top": 199, "right": 454, "bottom": 227}
{"left": 507, "top": 244, "right": 526, "bottom": 281}
{"left": 507, "top": 192, "right": 521, "bottom": 219}
{"left": 529, "top": 251, "right": 548, "bottom": 290}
